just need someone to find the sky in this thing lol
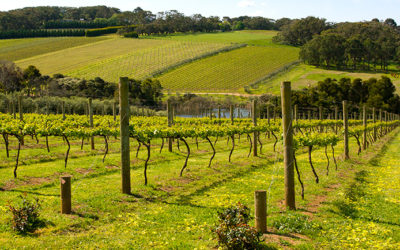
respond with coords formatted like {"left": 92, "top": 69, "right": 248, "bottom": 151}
{"left": 1, "top": 0, "right": 400, "bottom": 23}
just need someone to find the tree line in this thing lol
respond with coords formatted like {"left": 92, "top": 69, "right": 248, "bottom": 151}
{"left": 0, "top": 61, "right": 163, "bottom": 108}
{"left": 0, "top": 6, "right": 287, "bottom": 33}
{"left": 291, "top": 76, "right": 400, "bottom": 113}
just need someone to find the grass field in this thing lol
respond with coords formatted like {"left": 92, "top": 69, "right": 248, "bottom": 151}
{"left": 157, "top": 46, "right": 299, "bottom": 92}
{"left": 0, "top": 117, "right": 398, "bottom": 248}
{"left": 0, "top": 37, "right": 110, "bottom": 62}
{"left": 250, "top": 64, "right": 400, "bottom": 95}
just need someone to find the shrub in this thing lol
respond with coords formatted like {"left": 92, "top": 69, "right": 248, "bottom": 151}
{"left": 213, "top": 203, "right": 262, "bottom": 249}
{"left": 124, "top": 32, "right": 139, "bottom": 38}
{"left": 7, "top": 195, "right": 42, "bottom": 234}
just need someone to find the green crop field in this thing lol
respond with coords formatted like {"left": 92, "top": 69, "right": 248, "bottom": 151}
{"left": 0, "top": 37, "right": 109, "bottom": 62}
{"left": 15, "top": 38, "right": 231, "bottom": 82}
{"left": 147, "top": 30, "right": 281, "bottom": 46}
{"left": 157, "top": 45, "right": 299, "bottom": 92}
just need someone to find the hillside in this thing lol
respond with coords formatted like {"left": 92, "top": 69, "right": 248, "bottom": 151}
{"left": 0, "top": 31, "right": 300, "bottom": 93}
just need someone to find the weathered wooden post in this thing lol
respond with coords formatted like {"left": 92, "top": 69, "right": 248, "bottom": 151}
{"left": 379, "top": 109, "right": 383, "bottom": 137}
{"left": 252, "top": 100, "right": 258, "bottom": 157}
{"left": 113, "top": 101, "right": 117, "bottom": 121}
{"left": 60, "top": 176, "right": 71, "bottom": 214}
{"left": 12, "top": 99, "right": 16, "bottom": 119}
{"left": 281, "top": 81, "right": 295, "bottom": 210}
{"left": 218, "top": 106, "right": 221, "bottom": 119}
{"left": 335, "top": 106, "right": 339, "bottom": 134}
{"left": 363, "top": 105, "right": 367, "bottom": 150}
{"left": 372, "top": 107, "right": 376, "bottom": 141}
{"left": 120, "top": 77, "right": 131, "bottom": 194}
{"left": 62, "top": 101, "right": 66, "bottom": 120}
{"left": 230, "top": 105, "right": 234, "bottom": 125}
{"left": 319, "top": 106, "right": 323, "bottom": 132}
{"left": 308, "top": 110, "right": 311, "bottom": 121}
{"left": 254, "top": 190, "right": 267, "bottom": 233}
{"left": 18, "top": 95, "right": 24, "bottom": 145}
{"left": 167, "top": 99, "right": 173, "bottom": 152}
{"left": 343, "top": 101, "right": 349, "bottom": 159}
{"left": 88, "top": 98, "right": 95, "bottom": 150}
{"left": 294, "top": 104, "right": 298, "bottom": 122}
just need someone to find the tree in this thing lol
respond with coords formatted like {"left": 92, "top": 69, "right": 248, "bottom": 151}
{"left": 23, "top": 65, "right": 41, "bottom": 96}
{"left": 0, "top": 61, "right": 23, "bottom": 93}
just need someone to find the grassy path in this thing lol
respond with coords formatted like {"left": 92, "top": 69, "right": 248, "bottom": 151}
{"left": 312, "top": 129, "right": 400, "bottom": 249}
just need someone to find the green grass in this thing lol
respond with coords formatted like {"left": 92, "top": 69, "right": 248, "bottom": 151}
{"left": 157, "top": 46, "right": 299, "bottom": 92}
{"left": 251, "top": 64, "right": 400, "bottom": 95}
{"left": 146, "top": 30, "right": 281, "bottom": 46}
{"left": 0, "top": 37, "right": 110, "bottom": 62}
{"left": 310, "top": 129, "right": 400, "bottom": 249}
{"left": 1, "top": 117, "right": 397, "bottom": 248}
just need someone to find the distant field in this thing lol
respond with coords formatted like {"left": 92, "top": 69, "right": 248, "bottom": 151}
{"left": 250, "top": 64, "right": 400, "bottom": 95}
{"left": 147, "top": 30, "right": 280, "bottom": 46}
{"left": 157, "top": 46, "right": 299, "bottom": 92}
{"left": 15, "top": 38, "right": 231, "bottom": 81}
{"left": 0, "top": 37, "right": 109, "bottom": 62}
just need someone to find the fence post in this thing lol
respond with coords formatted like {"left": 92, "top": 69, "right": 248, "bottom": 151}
{"left": 230, "top": 105, "right": 234, "bottom": 125}
{"left": 252, "top": 100, "right": 258, "bottom": 157}
{"left": 281, "top": 81, "right": 295, "bottom": 210}
{"left": 343, "top": 101, "right": 349, "bottom": 159}
{"left": 18, "top": 96, "right": 24, "bottom": 145}
{"left": 60, "top": 176, "right": 71, "bottom": 214}
{"left": 88, "top": 98, "right": 95, "bottom": 150}
{"left": 167, "top": 99, "right": 173, "bottom": 152}
{"left": 319, "top": 106, "right": 323, "bottom": 132}
{"left": 335, "top": 106, "right": 339, "bottom": 134}
{"left": 62, "top": 101, "right": 66, "bottom": 120}
{"left": 120, "top": 77, "right": 131, "bottom": 194}
{"left": 113, "top": 101, "right": 117, "bottom": 121}
{"left": 254, "top": 190, "right": 267, "bottom": 233}
{"left": 363, "top": 105, "right": 367, "bottom": 150}
{"left": 372, "top": 107, "right": 376, "bottom": 141}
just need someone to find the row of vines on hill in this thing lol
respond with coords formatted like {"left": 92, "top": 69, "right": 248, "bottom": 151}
{"left": 1, "top": 113, "right": 398, "bottom": 199}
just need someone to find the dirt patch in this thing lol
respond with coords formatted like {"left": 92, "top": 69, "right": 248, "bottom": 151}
{"left": 75, "top": 168, "right": 94, "bottom": 175}
{"left": 2, "top": 176, "right": 53, "bottom": 191}
{"left": 262, "top": 230, "right": 310, "bottom": 249}
{"left": 105, "top": 165, "right": 119, "bottom": 170}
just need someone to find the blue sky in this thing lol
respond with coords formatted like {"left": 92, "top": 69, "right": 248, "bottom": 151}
{"left": 1, "top": 0, "right": 400, "bottom": 23}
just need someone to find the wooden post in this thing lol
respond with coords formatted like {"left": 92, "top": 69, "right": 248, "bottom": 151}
{"left": 363, "top": 105, "right": 367, "bottom": 150}
{"left": 267, "top": 105, "right": 270, "bottom": 124}
{"left": 12, "top": 99, "right": 16, "bottom": 119}
{"left": 167, "top": 99, "right": 173, "bottom": 152}
{"left": 230, "top": 105, "right": 234, "bottom": 125}
{"left": 254, "top": 190, "right": 267, "bottom": 233}
{"left": 18, "top": 96, "right": 24, "bottom": 145}
{"left": 281, "top": 81, "right": 295, "bottom": 210}
{"left": 88, "top": 98, "right": 95, "bottom": 150}
{"left": 62, "top": 101, "right": 66, "bottom": 120}
{"left": 294, "top": 104, "right": 298, "bottom": 122}
{"left": 372, "top": 107, "right": 376, "bottom": 141}
{"left": 113, "top": 101, "right": 117, "bottom": 121}
{"left": 60, "top": 176, "right": 71, "bottom": 214}
{"left": 308, "top": 110, "right": 311, "bottom": 121}
{"left": 335, "top": 106, "right": 339, "bottom": 134}
{"left": 319, "top": 106, "right": 323, "bottom": 132}
{"left": 119, "top": 77, "right": 131, "bottom": 194}
{"left": 18, "top": 95, "right": 23, "bottom": 121}
{"left": 252, "top": 100, "right": 258, "bottom": 157}
{"left": 343, "top": 101, "right": 349, "bottom": 159}
{"left": 218, "top": 106, "right": 221, "bottom": 119}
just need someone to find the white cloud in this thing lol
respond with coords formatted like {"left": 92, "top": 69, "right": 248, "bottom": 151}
{"left": 237, "top": 0, "right": 256, "bottom": 8}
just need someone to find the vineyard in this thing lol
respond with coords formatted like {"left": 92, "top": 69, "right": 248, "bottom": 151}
{"left": 157, "top": 46, "right": 299, "bottom": 92}
{"left": 0, "top": 91, "right": 399, "bottom": 248}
